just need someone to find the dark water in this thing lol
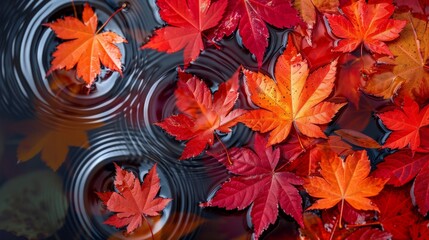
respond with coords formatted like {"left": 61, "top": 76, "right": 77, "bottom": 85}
{"left": 0, "top": 1, "right": 389, "bottom": 240}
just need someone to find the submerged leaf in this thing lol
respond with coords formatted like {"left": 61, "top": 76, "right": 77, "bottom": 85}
{"left": 0, "top": 170, "right": 68, "bottom": 239}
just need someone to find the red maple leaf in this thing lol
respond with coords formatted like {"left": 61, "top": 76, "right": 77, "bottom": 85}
{"left": 142, "top": 0, "right": 227, "bottom": 65}
{"left": 156, "top": 70, "right": 245, "bottom": 159}
{"left": 97, "top": 163, "right": 171, "bottom": 234}
{"left": 44, "top": 3, "right": 127, "bottom": 86}
{"left": 372, "top": 186, "right": 419, "bottom": 240}
{"left": 201, "top": 134, "right": 303, "bottom": 239}
{"left": 211, "top": 0, "right": 300, "bottom": 66}
{"left": 346, "top": 228, "right": 392, "bottom": 240}
{"left": 326, "top": 0, "right": 406, "bottom": 56}
{"left": 373, "top": 150, "right": 429, "bottom": 215}
{"left": 377, "top": 97, "right": 429, "bottom": 152}
{"left": 410, "top": 221, "right": 429, "bottom": 240}
{"left": 395, "top": 0, "right": 429, "bottom": 18}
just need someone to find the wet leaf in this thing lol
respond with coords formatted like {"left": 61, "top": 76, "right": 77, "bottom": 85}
{"left": 201, "top": 134, "right": 303, "bottom": 239}
{"left": 409, "top": 221, "right": 429, "bottom": 240}
{"left": 365, "top": 12, "right": 429, "bottom": 103}
{"left": 304, "top": 150, "right": 387, "bottom": 213}
{"left": 334, "top": 53, "right": 376, "bottom": 107}
{"left": 377, "top": 97, "right": 429, "bottom": 152}
{"left": 156, "top": 70, "right": 245, "bottom": 159}
{"left": 326, "top": 0, "right": 406, "bottom": 56}
{"left": 97, "top": 163, "right": 172, "bottom": 234}
{"left": 0, "top": 170, "right": 68, "bottom": 239}
{"left": 413, "top": 162, "right": 429, "bottom": 215}
{"left": 142, "top": 0, "right": 227, "bottom": 65}
{"left": 372, "top": 186, "right": 419, "bottom": 240}
{"left": 237, "top": 37, "right": 346, "bottom": 146}
{"left": 44, "top": 3, "right": 127, "bottom": 86}
{"left": 299, "top": 212, "right": 352, "bottom": 240}
{"left": 334, "top": 129, "right": 381, "bottom": 148}
{"left": 345, "top": 228, "right": 392, "bottom": 240}
{"left": 212, "top": 0, "right": 300, "bottom": 66}
{"left": 395, "top": 0, "right": 429, "bottom": 18}
{"left": 108, "top": 212, "right": 205, "bottom": 240}
{"left": 294, "top": 0, "right": 339, "bottom": 39}
{"left": 298, "top": 13, "right": 340, "bottom": 70}
{"left": 373, "top": 150, "right": 429, "bottom": 186}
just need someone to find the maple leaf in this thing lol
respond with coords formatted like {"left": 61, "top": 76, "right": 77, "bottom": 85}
{"left": 108, "top": 212, "right": 205, "bottom": 240}
{"left": 395, "top": 0, "right": 429, "bottom": 18}
{"left": 377, "top": 97, "right": 429, "bottom": 152}
{"left": 373, "top": 150, "right": 429, "bottom": 187}
{"left": 294, "top": 0, "right": 339, "bottom": 40}
{"left": 413, "top": 162, "right": 429, "bottom": 215}
{"left": 201, "top": 134, "right": 304, "bottom": 239}
{"left": 237, "top": 38, "right": 346, "bottom": 146}
{"left": 142, "top": 0, "right": 227, "bottom": 65}
{"left": 298, "top": 12, "right": 341, "bottom": 70}
{"left": 44, "top": 3, "right": 127, "bottom": 86}
{"left": 372, "top": 186, "right": 419, "bottom": 240}
{"left": 373, "top": 150, "right": 429, "bottom": 215}
{"left": 410, "top": 221, "right": 429, "bottom": 240}
{"left": 334, "top": 129, "right": 381, "bottom": 149}
{"left": 364, "top": 12, "right": 429, "bottom": 103}
{"left": 345, "top": 228, "right": 392, "bottom": 240}
{"left": 299, "top": 212, "right": 353, "bottom": 240}
{"left": 97, "top": 163, "right": 172, "bottom": 234}
{"left": 156, "top": 70, "right": 245, "bottom": 159}
{"left": 326, "top": 0, "right": 406, "bottom": 56}
{"left": 334, "top": 53, "right": 376, "bottom": 107}
{"left": 304, "top": 150, "right": 387, "bottom": 226}
{"left": 211, "top": 0, "right": 300, "bottom": 66}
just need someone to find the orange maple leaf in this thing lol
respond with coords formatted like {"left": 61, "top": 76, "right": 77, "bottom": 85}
{"left": 365, "top": 12, "right": 429, "bottom": 103}
{"left": 326, "top": 0, "right": 406, "bottom": 56}
{"left": 237, "top": 37, "right": 346, "bottom": 146}
{"left": 304, "top": 150, "right": 387, "bottom": 226}
{"left": 44, "top": 3, "right": 127, "bottom": 86}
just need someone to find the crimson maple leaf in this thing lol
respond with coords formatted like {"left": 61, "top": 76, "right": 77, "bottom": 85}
{"left": 372, "top": 186, "right": 419, "bottom": 240}
{"left": 326, "top": 0, "right": 406, "bottom": 56}
{"left": 142, "top": 0, "right": 227, "bottom": 65}
{"left": 44, "top": 3, "right": 127, "bottom": 86}
{"left": 97, "top": 163, "right": 171, "bottom": 234}
{"left": 211, "top": 0, "right": 300, "bottom": 66}
{"left": 374, "top": 150, "right": 429, "bottom": 215}
{"left": 201, "top": 134, "right": 303, "bottom": 239}
{"left": 156, "top": 70, "right": 245, "bottom": 159}
{"left": 377, "top": 97, "right": 429, "bottom": 152}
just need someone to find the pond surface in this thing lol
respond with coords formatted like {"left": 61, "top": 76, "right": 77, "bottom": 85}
{"left": 0, "top": 0, "right": 391, "bottom": 239}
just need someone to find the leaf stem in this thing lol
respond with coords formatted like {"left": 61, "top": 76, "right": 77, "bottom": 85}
{"left": 360, "top": 44, "right": 365, "bottom": 70}
{"left": 71, "top": 0, "right": 77, "bottom": 18}
{"left": 215, "top": 134, "right": 232, "bottom": 165}
{"left": 345, "top": 221, "right": 382, "bottom": 229}
{"left": 296, "top": 132, "right": 305, "bottom": 150}
{"left": 95, "top": 3, "right": 127, "bottom": 35}
{"left": 202, "top": 33, "right": 221, "bottom": 50}
{"left": 329, "top": 217, "right": 339, "bottom": 240}
{"left": 339, "top": 199, "right": 344, "bottom": 228}
{"left": 142, "top": 214, "right": 155, "bottom": 240}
